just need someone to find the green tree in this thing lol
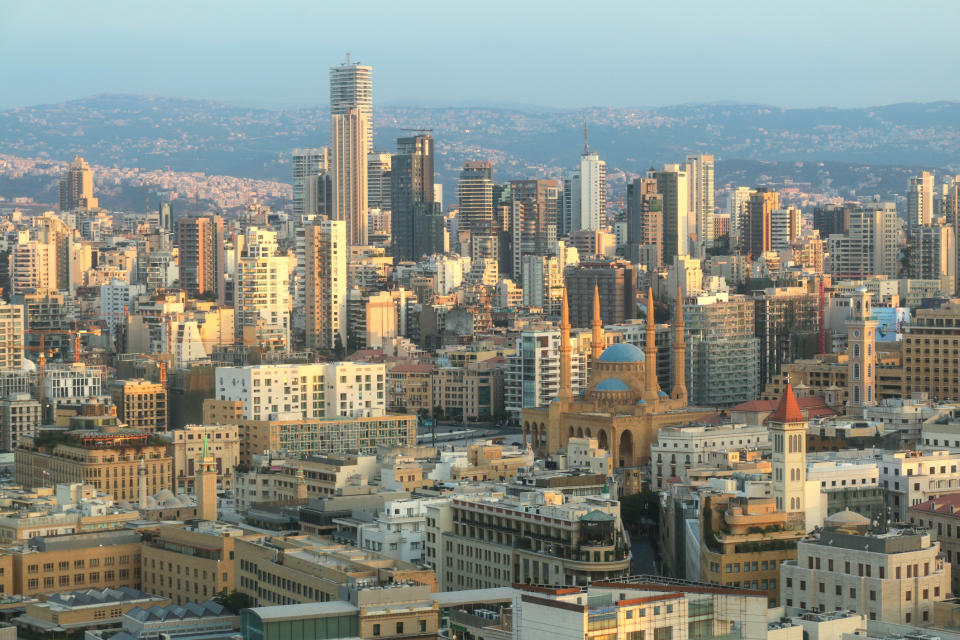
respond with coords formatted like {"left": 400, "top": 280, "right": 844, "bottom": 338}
{"left": 213, "top": 590, "right": 252, "bottom": 613}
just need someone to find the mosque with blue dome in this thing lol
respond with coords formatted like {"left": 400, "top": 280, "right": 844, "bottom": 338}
{"left": 520, "top": 285, "right": 715, "bottom": 468}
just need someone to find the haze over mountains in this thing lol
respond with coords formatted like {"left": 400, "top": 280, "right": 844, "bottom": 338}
{"left": 1, "top": 94, "right": 959, "bottom": 207}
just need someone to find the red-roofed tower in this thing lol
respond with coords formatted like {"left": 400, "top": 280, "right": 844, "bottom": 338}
{"left": 771, "top": 382, "right": 807, "bottom": 528}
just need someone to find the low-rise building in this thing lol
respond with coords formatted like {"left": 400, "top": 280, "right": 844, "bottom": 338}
{"left": 0, "top": 393, "right": 41, "bottom": 451}
{"left": 780, "top": 513, "right": 950, "bottom": 625}
{"left": 425, "top": 487, "right": 631, "bottom": 591}
{"left": 651, "top": 423, "right": 770, "bottom": 490}
{"left": 877, "top": 449, "right": 960, "bottom": 521}
{"left": 13, "top": 587, "right": 166, "bottom": 639}
{"left": 908, "top": 492, "right": 960, "bottom": 595}
{"left": 87, "top": 600, "right": 239, "bottom": 640}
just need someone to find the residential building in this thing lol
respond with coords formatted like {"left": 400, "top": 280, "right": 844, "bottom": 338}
{"left": 235, "top": 226, "right": 291, "bottom": 353}
{"left": 329, "top": 60, "right": 372, "bottom": 154}
{"left": 0, "top": 393, "right": 41, "bottom": 451}
{"left": 304, "top": 219, "right": 347, "bottom": 351}
{"left": 753, "top": 286, "right": 822, "bottom": 387}
{"left": 908, "top": 170, "right": 935, "bottom": 227}
{"left": 509, "top": 179, "right": 560, "bottom": 277}
{"left": 457, "top": 161, "right": 494, "bottom": 233}
{"left": 746, "top": 188, "right": 779, "bottom": 258}
{"left": 650, "top": 164, "right": 689, "bottom": 263}
{"left": 367, "top": 151, "right": 392, "bottom": 211}
{"left": 826, "top": 203, "right": 900, "bottom": 278}
{"left": 58, "top": 155, "right": 98, "bottom": 211}
{"left": 0, "top": 302, "right": 23, "bottom": 371}
{"left": 391, "top": 135, "right": 438, "bottom": 261}
{"left": 625, "top": 176, "right": 663, "bottom": 270}
{"left": 564, "top": 261, "right": 637, "bottom": 327}
{"left": 651, "top": 423, "right": 769, "bottom": 490}
{"left": 903, "top": 301, "right": 960, "bottom": 402}
{"left": 109, "top": 379, "right": 167, "bottom": 432}
{"left": 331, "top": 107, "right": 369, "bottom": 246}
{"left": 176, "top": 216, "right": 224, "bottom": 303}
{"left": 908, "top": 493, "right": 960, "bottom": 594}
{"left": 878, "top": 449, "right": 960, "bottom": 521}
{"left": 504, "top": 329, "right": 587, "bottom": 421}
{"left": 686, "top": 154, "right": 715, "bottom": 250}
{"left": 563, "top": 146, "right": 606, "bottom": 232}
{"left": 907, "top": 223, "right": 955, "bottom": 284}
{"left": 291, "top": 148, "right": 327, "bottom": 217}
{"left": 780, "top": 514, "right": 949, "bottom": 625}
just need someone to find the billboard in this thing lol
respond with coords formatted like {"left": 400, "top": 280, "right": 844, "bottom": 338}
{"left": 871, "top": 306, "right": 910, "bottom": 342}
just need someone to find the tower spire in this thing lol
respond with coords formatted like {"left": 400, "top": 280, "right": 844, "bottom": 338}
{"left": 671, "top": 285, "right": 687, "bottom": 402}
{"left": 583, "top": 121, "right": 589, "bottom": 154}
{"left": 591, "top": 283, "right": 603, "bottom": 362}
{"left": 558, "top": 286, "right": 573, "bottom": 402}
{"left": 644, "top": 287, "right": 659, "bottom": 400}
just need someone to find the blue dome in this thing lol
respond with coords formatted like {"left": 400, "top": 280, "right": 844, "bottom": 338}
{"left": 598, "top": 343, "right": 645, "bottom": 363}
{"left": 594, "top": 378, "right": 631, "bottom": 392}
{"left": 658, "top": 390, "right": 669, "bottom": 397}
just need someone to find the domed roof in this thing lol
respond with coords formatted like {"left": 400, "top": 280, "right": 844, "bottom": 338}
{"left": 594, "top": 378, "right": 631, "bottom": 392}
{"left": 824, "top": 509, "right": 871, "bottom": 528}
{"left": 598, "top": 343, "right": 645, "bottom": 363}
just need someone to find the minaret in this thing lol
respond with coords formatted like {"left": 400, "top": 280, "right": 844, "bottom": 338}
{"left": 137, "top": 457, "right": 148, "bottom": 510}
{"left": 644, "top": 288, "right": 659, "bottom": 400}
{"left": 671, "top": 286, "right": 687, "bottom": 402}
{"left": 195, "top": 434, "right": 218, "bottom": 521}
{"left": 846, "top": 287, "right": 877, "bottom": 416}
{"left": 770, "top": 382, "right": 807, "bottom": 528}
{"left": 591, "top": 283, "right": 603, "bottom": 362}
{"left": 558, "top": 287, "right": 573, "bottom": 402}
{"left": 295, "top": 462, "right": 308, "bottom": 501}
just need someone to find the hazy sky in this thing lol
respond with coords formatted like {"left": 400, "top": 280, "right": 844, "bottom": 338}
{"left": 2, "top": 0, "right": 959, "bottom": 110}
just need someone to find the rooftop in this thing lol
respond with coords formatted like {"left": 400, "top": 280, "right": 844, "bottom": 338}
{"left": 246, "top": 601, "right": 358, "bottom": 622}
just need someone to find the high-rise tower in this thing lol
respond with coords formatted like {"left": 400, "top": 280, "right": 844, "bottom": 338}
{"left": 457, "top": 161, "right": 494, "bottom": 234}
{"left": 846, "top": 287, "right": 878, "bottom": 415}
{"left": 650, "top": 165, "right": 689, "bottom": 263}
{"left": 58, "top": 155, "right": 98, "bottom": 211}
{"left": 329, "top": 59, "right": 373, "bottom": 154}
{"left": 391, "top": 135, "right": 436, "bottom": 260}
{"left": 770, "top": 382, "right": 807, "bottom": 527}
{"left": 292, "top": 148, "right": 328, "bottom": 217}
{"left": 330, "top": 59, "right": 372, "bottom": 246}
{"left": 305, "top": 219, "right": 347, "bottom": 350}
{"left": 685, "top": 154, "right": 715, "bottom": 251}
{"left": 907, "top": 170, "right": 934, "bottom": 227}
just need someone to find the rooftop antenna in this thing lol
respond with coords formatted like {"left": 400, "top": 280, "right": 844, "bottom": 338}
{"left": 583, "top": 121, "right": 589, "bottom": 154}
{"left": 346, "top": 52, "right": 351, "bottom": 64}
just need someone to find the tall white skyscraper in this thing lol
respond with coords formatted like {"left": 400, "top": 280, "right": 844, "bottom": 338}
{"left": 329, "top": 60, "right": 373, "bottom": 154}
{"left": 292, "top": 148, "right": 327, "bottom": 217}
{"left": 305, "top": 219, "right": 347, "bottom": 350}
{"left": 726, "top": 186, "right": 755, "bottom": 248}
{"left": 331, "top": 108, "right": 370, "bottom": 246}
{"left": 907, "top": 170, "right": 934, "bottom": 226}
{"left": 235, "top": 227, "right": 291, "bottom": 351}
{"left": 562, "top": 150, "right": 606, "bottom": 233}
{"left": 685, "top": 154, "right": 714, "bottom": 250}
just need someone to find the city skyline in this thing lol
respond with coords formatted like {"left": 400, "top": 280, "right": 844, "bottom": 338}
{"left": 2, "top": 0, "right": 960, "bottom": 110}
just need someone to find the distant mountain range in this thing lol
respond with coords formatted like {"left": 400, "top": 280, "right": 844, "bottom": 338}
{"left": 1, "top": 94, "right": 959, "bottom": 203}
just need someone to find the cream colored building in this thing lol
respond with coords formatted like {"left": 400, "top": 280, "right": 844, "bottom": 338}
{"left": 109, "top": 379, "right": 167, "bottom": 432}
{"left": 0, "top": 303, "right": 23, "bottom": 371}
{"left": 163, "top": 424, "right": 239, "bottom": 492}
{"left": 781, "top": 513, "right": 950, "bottom": 625}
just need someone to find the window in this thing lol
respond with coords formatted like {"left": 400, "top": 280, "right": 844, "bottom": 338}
{"left": 869, "top": 590, "right": 876, "bottom": 601}
{"left": 373, "top": 624, "right": 380, "bottom": 636}
{"left": 396, "top": 622, "right": 404, "bottom": 634}
{"left": 419, "top": 620, "right": 427, "bottom": 633}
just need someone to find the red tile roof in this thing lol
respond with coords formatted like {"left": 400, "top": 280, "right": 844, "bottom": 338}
{"left": 909, "top": 493, "right": 960, "bottom": 517}
{"left": 769, "top": 383, "right": 804, "bottom": 423}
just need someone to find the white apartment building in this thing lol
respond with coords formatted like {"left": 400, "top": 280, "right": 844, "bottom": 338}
{"left": 651, "top": 423, "right": 769, "bottom": 490}
{"left": 781, "top": 519, "right": 949, "bottom": 625}
{"left": 235, "top": 227, "right": 291, "bottom": 350}
{"left": 864, "top": 394, "right": 953, "bottom": 444}
{"left": 43, "top": 363, "right": 104, "bottom": 405}
{"left": 0, "top": 302, "right": 23, "bottom": 371}
{"left": 807, "top": 459, "right": 879, "bottom": 490}
{"left": 304, "top": 219, "right": 347, "bottom": 350}
{"left": 353, "top": 497, "right": 447, "bottom": 565}
{"left": 878, "top": 449, "right": 960, "bottom": 521}
{"left": 504, "top": 329, "right": 587, "bottom": 421}
{"left": 922, "top": 415, "right": 960, "bottom": 451}
{"left": 10, "top": 240, "right": 57, "bottom": 295}
{"left": 100, "top": 279, "right": 145, "bottom": 336}
{"left": 215, "top": 361, "right": 385, "bottom": 422}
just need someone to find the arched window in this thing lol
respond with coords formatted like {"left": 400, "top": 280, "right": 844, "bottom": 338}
{"left": 853, "top": 364, "right": 860, "bottom": 380}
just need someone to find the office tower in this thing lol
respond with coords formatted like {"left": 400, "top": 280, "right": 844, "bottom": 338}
{"left": 176, "top": 216, "right": 225, "bottom": 303}
{"left": 331, "top": 108, "right": 370, "bottom": 246}
{"left": 907, "top": 224, "right": 955, "bottom": 282}
{"left": 943, "top": 180, "right": 960, "bottom": 224}
{"left": 235, "top": 227, "right": 291, "bottom": 352}
{"left": 367, "top": 152, "right": 392, "bottom": 211}
{"left": 650, "top": 164, "right": 689, "bottom": 264}
{"left": 683, "top": 293, "right": 760, "bottom": 406}
{"left": 726, "top": 186, "right": 754, "bottom": 248}
{"left": 685, "top": 154, "right": 714, "bottom": 249}
{"left": 292, "top": 148, "right": 328, "bottom": 217}
{"left": 158, "top": 202, "right": 174, "bottom": 234}
{"left": 329, "top": 59, "right": 373, "bottom": 154}
{"left": 903, "top": 301, "right": 960, "bottom": 402}
{"left": 305, "top": 220, "right": 347, "bottom": 350}
{"left": 456, "top": 161, "right": 494, "bottom": 233}
{"left": 0, "top": 302, "right": 24, "bottom": 370}
{"left": 812, "top": 203, "right": 846, "bottom": 238}
{"left": 770, "top": 206, "right": 802, "bottom": 250}
{"left": 907, "top": 170, "right": 934, "bottom": 226}
{"left": 745, "top": 187, "right": 780, "bottom": 258}
{"left": 58, "top": 155, "right": 98, "bottom": 211}
{"left": 391, "top": 135, "right": 436, "bottom": 260}
{"left": 625, "top": 176, "right": 663, "bottom": 270}
{"left": 509, "top": 179, "right": 560, "bottom": 278}
{"left": 770, "top": 383, "right": 807, "bottom": 525}
{"left": 561, "top": 145, "right": 606, "bottom": 234}
{"left": 846, "top": 287, "right": 877, "bottom": 415}
{"left": 826, "top": 203, "right": 900, "bottom": 278}
{"left": 563, "top": 261, "right": 637, "bottom": 327}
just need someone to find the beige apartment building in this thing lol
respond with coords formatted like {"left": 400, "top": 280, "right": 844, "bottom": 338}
{"left": 15, "top": 429, "right": 172, "bottom": 502}
{"left": 908, "top": 493, "right": 960, "bottom": 595}
{"left": 164, "top": 424, "right": 239, "bottom": 492}
{"left": 108, "top": 379, "right": 168, "bottom": 432}
{"left": 0, "top": 303, "right": 23, "bottom": 371}
{"left": 387, "top": 364, "right": 434, "bottom": 415}
{"left": 903, "top": 301, "right": 960, "bottom": 402}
